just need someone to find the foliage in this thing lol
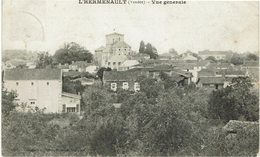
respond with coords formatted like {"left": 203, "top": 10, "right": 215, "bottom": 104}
{"left": 138, "top": 41, "right": 145, "bottom": 54}
{"left": 2, "top": 89, "right": 17, "bottom": 116}
{"left": 139, "top": 41, "right": 158, "bottom": 59}
{"left": 2, "top": 76, "right": 258, "bottom": 156}
{"left": 62, "top": 77, "right": 85, "bottom": 94}
{"left": 208, "top": 77, "right": 258, "bottom": 121}
{"left": 96, "top": 67, "right": 111, "bottom": 81}
{"left": 205, "top": 56, "right": 217, "bottom": 62}
{"left": 36, "top": 52, "right": 53, "bottom": 68}
{"left": 53, "top": 42, "right": 93, "bottom": 64}
{"left": 230, "top": 53, "right": 244, "bottom": 65}
{"left": 246, "top": 53, "right": 258, "bottom": 61}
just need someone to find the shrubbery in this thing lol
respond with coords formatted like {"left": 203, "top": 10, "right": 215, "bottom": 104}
{"left": 2, "top": 77, "right": 259, "bottom": 156}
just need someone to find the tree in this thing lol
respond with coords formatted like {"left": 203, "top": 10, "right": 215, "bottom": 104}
{"left": 246, "top": 53, "right": 258, "bottom": 61}
{"left": 2, "top": 89, "right": 17, "bottom": 116}
{"left": 205, "top": 56, "right": 217, "bottom": 62}
{"left": 96, "top": 67, "right": 111, "bottom": 81}
{"left": 168, "top": 48, "right": 178, "bottom": 56}
{"left": 53, "top": 42, "right": 93, "bottom": 64}
{"left": 139, "top": 41, "right": 145, "bottom": 54}
{"left": 208, "top": 77, "right": 258, "bottom": 121}
{"left": 36, "top": 52, "right": 53, "bottom": 68}
{"left": 62, "top": 77, "right": 84, "bottom": 94}
{"left": 230, "top": 53, "right": 243, "bottom": 65}
{"left": 144, "top": 43, "right": 158, "bottom": 59}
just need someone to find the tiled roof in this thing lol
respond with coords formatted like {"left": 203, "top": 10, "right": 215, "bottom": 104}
{"left": 112, "top": 41, "right": 131, "bottom": 48}
{"left": 216, "top": 69, "right": 246, "bottom": 76}
{"left": 121, "top": 60, "right": 139, "bottom": 67}
{"left": 71, "top": 61, "right": 92, "bottom": 67}
{"left": 4, "top": 69, "right": 62, "bottom": 80}
{"left": 103, "top": 70, "right": 145, "bottom": 81}
{"left": 198, "top": 69, "right": 216, "bottom": 77}
{"left": 199, "top": 77, "right": 224, "bottom": 84}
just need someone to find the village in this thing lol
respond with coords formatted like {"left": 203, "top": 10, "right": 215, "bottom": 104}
{"left": 2, "top": 32, "right": 259, "bottom": 156}
{"left": 2, "top": 32, "right": 259, "bottom": 114}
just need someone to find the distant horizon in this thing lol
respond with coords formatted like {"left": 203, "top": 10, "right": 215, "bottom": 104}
{"left": 3, "top": 0, "right": 259, "bottom": 55}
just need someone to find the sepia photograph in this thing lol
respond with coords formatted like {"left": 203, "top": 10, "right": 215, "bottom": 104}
{"left": 1, "top": 0, "right": 259, "bottom": 156}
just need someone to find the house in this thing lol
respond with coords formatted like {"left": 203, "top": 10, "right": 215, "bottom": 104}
{"left": 61, "top": 92, "right": 81, "bottom": 114}
{"left": 118, "top": 60, "right": 139, "bottom": 71}
{"left": 3, "top": 69, "right": 81, "bottom": 113}
{"left": 198, "top": 50, "right": 231, "bottom": 60}
{"left": 57, "top": 63, "right": 70, "bottom": 72}
{"left": 197, "top": 77, "right": 225, "bottom": 89}
{"left": 85, "top": 65, "right": 98, "bottom": 74}
{"left": 94, "top": 32, "right": 134, "bottom": 68}
{"left": 69, "top": 61, "right": 93, "bottom": 72}
{"left": 103, "top": 70, "right": 142, "bottom": 92}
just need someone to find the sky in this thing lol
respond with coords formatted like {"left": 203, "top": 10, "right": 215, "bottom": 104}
{"left": 2, "top": 0, "right": 259, "bottom": 54}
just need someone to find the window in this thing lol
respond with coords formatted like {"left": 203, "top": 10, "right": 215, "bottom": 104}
{"left": 108, "top": 62, "right": 111, "bottom": 65}
{"left": 31, "top": 82, "right": 34, "bottom": 86}
{"left": 122, "top": 82, "right": 129, "bottom": 90}
{"left": 16, "top": 82, "right": 19, "bottom": 86}
{"left": 76, "top": 104, "right": 79, "bottom": 112}
{"left": 30, "top": 101, "right": 35, "bottom": 105}
{"left": 62, "top": 104, "right": 66, "bottom": 113}
{"left": 134, "top": 82, "right": 140, "bottom": 92}
{"left": 119, "top": 49, "right": 121, "bottom": 51}
{"left": 113, "top": 62, "right": 116, "bottom": 65}
{"left": 118, "top": 62, "right": 121, "bottom": 65}
{"left": 67, "top": 107, "right": 76, "bottom": 113}
{"left": 47, "top": 82, "right": 49, "bottom": 85}
{"left": 111, "top": 83, "right": 117, "bottom": 91}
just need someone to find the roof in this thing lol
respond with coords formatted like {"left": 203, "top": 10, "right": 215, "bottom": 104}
{"left": 103, "top": 70, "right": 145, "bottom": 81}
{"left": 216, "top": 69, "right": 246, "bottom": 76}
{"left": 106, "top": 32, "right": 124, "bottom": 36}
{"left": 4, "top": 69, "right": 62, "bottom": 80}
{"left": 223, "top": 120, "right": 258, "bottom": 133}
{"left": 71, "top": 61, "right": 92, "bottom": 67}
{"left": 62, "top": 92, "right": 81, "bottom": 99}
{"left": 198, "top": 50, "right": 230, "bottom": 56}
{"left": 198, "top": 69, "right": 217, "bottom": 77}
{"left": 121, "top": 60, "right": 139, "bottom": 67}
{"left": 112, "top": 41, "right": 131, "bottom": 48}
{"left": 199, "top": 77, "right": 224, "bottom": 84}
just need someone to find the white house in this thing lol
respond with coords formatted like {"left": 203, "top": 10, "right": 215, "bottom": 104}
{"left": 3, "top": 69, "right": 81, "bottom": 113}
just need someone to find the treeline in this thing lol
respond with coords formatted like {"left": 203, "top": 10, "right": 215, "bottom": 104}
{"left": 2, "top": 76, "right": 259, "bottom": 156}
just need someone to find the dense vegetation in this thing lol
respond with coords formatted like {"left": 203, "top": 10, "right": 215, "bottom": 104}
{"left": 2, "top": 77, "right": 259, "bottom": 156}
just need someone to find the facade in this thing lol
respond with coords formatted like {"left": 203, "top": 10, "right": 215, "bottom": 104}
{"left": 61, "top": 92, "right": 81, "bottom": 114}
{"left": 103, "top": 70, "right": 142, "bottom": 92}
{"left": 94, "top": 32, "right": 134, "bottom": 70}
{"left": 4, "top": 69, "right": 63, "bottom": 113}
{"left": 3, "top": 69, "right": 81, "bottom": 113}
